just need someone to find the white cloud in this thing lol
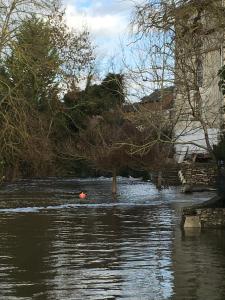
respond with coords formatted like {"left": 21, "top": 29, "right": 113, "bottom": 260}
{"left": 65, "top": 4, "right": 128, "bottom": 38}
{"left": 63, "top": 0, "right": 147, "bottom": 77}
{"left": 64, "top": 0, "right": 135, "bottom": 60}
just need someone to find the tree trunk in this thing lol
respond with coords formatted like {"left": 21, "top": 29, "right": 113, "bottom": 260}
{"left": 156, "top": 171, "right": 162, "bottom": 190}
{"left": 112, "top": 169, "right": 117, "bottom": 194}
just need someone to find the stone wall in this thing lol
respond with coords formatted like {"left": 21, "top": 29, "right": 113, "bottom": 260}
{"left": 183, "top": 208, "right": 225, "bottom": 228}
{"left": 181, "top": 162, "right": 217, "bottom": 186}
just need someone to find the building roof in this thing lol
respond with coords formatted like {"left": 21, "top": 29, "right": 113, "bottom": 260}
{"left": 123, "top": 86, "right": 175, "bottom": 113}
{"left": 141, "top": 86, "right": 175, "bottom": 104}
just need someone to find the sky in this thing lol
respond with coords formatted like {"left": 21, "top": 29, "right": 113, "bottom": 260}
{"left": 63, "top": 0, "right": 156, "bottom": 101}
{"left": 64, "top": 0, "right": 135, "bottom": 66}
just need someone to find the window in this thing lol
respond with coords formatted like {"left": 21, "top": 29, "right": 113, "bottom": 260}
{"left": 196, "top": 58, "right": 203, "bottom": 87}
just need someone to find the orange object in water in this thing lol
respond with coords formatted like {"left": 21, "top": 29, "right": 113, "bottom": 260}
{"left": 79, "top": 192, "right": 87, "bottom": 199}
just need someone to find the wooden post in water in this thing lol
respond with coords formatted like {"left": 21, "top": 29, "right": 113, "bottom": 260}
{"left": 112, "top": 169, "right": 117, "bottom": 194}
{"left": 157, "top": 171, "right": 162, "bottom": 189}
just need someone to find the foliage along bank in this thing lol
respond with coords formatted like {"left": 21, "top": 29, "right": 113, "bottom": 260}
{"left": 0, "top": 3, "right": 172, "bottom": 187}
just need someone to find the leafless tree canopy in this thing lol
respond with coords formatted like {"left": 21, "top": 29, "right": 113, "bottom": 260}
{"left": 125, "top": 0, "right": 225, "bottom": 157}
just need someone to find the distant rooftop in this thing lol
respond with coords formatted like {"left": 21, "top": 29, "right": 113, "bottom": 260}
{"left": 123, "top": 86, "right": 175, "bottom": 113}
{"left": 141, "top": 86, "right": 175, "bottom": 104}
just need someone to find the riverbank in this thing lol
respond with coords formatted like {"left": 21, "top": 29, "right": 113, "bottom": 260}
{"left": 182, "top": 196, "right": 225, "bottom": 228}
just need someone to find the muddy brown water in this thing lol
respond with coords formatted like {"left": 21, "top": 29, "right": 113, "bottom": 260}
{"left": 0, "top": 177, "right": 224, "bottom": 300}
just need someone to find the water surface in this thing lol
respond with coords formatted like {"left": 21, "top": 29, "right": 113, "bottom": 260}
{"left": 0, "top": 177, "right": 224, "bottom": 300}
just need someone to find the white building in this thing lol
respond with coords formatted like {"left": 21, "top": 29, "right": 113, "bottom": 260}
{"left": 174, "top": 0, "right": 225, "bottom": 162}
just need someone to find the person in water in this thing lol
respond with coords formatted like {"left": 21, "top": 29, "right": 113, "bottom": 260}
{"left": 79, "top": 192, "right": 87, "bottom": 199}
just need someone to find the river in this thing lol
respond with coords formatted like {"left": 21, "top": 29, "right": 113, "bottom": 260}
{"left": 0, "top": 177, "right": 224, "bottom": 300}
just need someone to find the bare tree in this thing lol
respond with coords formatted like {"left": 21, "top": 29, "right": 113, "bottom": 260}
{"left": 0, "top": 0, "right": 58, "bottom": 56}
{"left": 48, "top": 8, "right": 95, "bottom": 89}
{"left": 125, "top": 0, "right": 225, "bottom": 161}
{"left": 62, "top": 109, "right": 169, "bottom": 193}
{"left": 0, "top": 3, "right": 95, "bottom": 179}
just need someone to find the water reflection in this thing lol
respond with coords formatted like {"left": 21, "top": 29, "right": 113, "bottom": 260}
{"left": 0, "top": 178, "right": 224, "bottom": 300}
{"left": 172, "top": 228, "right": 225, "bottom": 300}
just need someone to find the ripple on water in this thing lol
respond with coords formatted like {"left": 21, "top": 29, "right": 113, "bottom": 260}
{"left": 0, "top": 178, "right": 224, "bottom": 300}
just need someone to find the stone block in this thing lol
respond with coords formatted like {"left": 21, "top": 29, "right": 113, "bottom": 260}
{"left": 184, "top": 215, "right": 201, "bottom": 228}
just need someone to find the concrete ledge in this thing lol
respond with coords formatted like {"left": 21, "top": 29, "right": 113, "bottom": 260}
{"left": 181, "top": 184, "right": 216, "bottom": 193}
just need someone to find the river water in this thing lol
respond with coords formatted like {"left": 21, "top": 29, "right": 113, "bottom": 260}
{"left": 0, "top": 177, "right": 224, "bottom": 300}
